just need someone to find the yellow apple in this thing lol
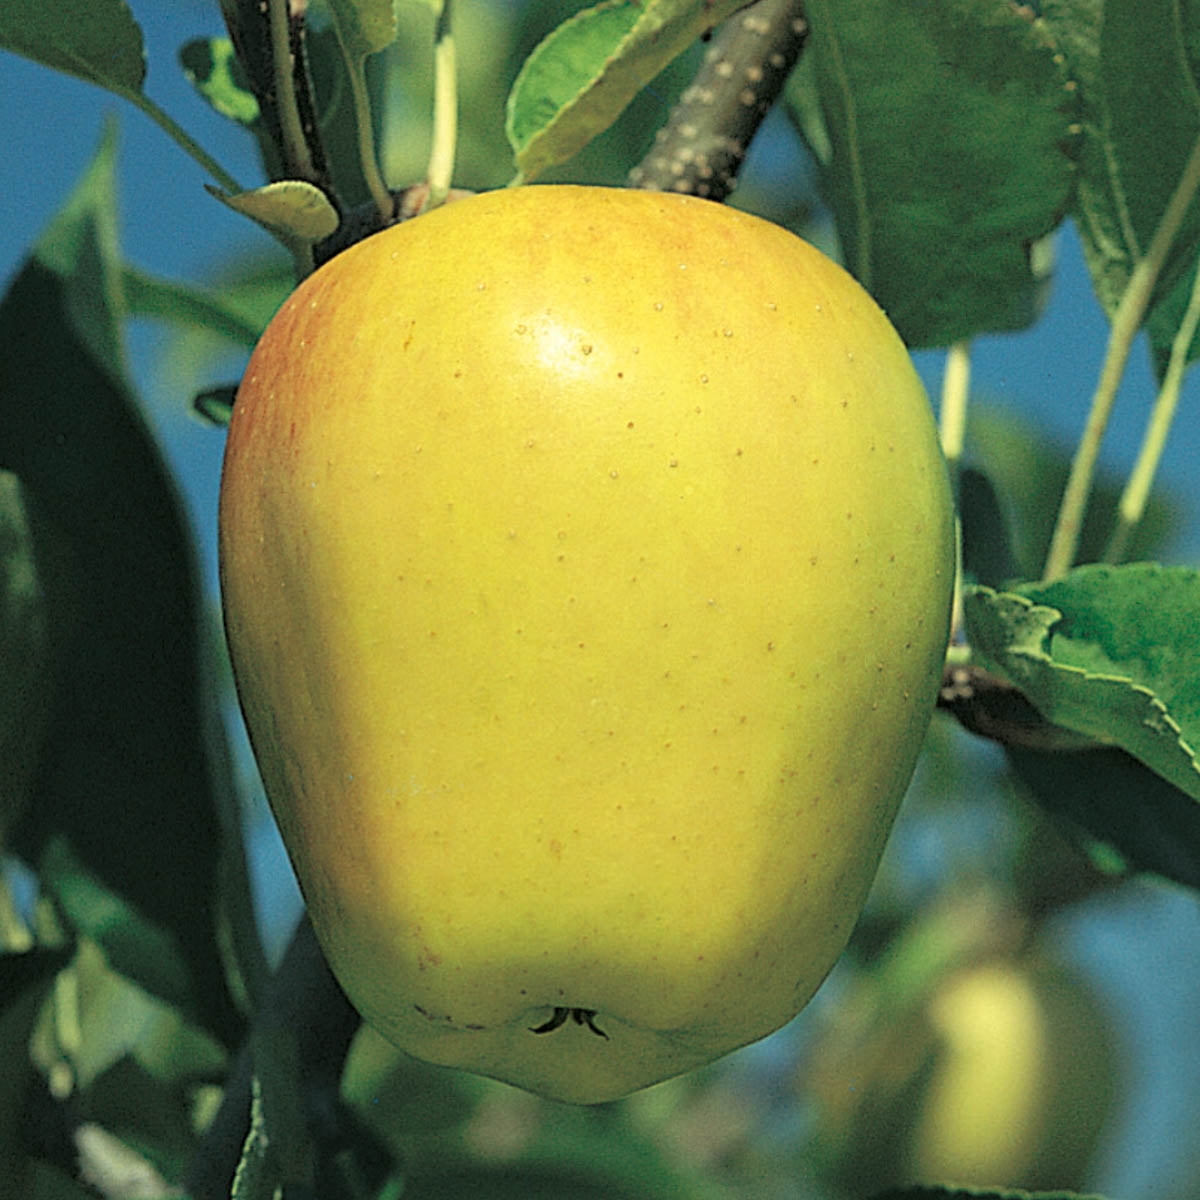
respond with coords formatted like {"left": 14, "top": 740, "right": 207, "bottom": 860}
{"left": 909, "top": 958, "right": 1118, "bottom": 1189}
{"left": 813, "top": 955, "right": 1119, "bottom": 1193}
{"left": 219, "top": 184, "right": 954, "bottom": 1103}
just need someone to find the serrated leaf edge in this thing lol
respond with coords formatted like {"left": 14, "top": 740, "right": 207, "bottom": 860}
{"left": 965, "top": 584, "right": 1200, "bottom": 799}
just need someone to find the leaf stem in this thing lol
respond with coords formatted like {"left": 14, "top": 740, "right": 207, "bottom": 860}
{"left": 1042, "top": 127, "right": 1200, "bottom": 582}
{"left": 939, "top": 339, "right": 971, "bottom": 486}
{"left": 939, "top": 341, "right": 970, "bottom": 644}
{"left": 262, "top": 0, "right": 320, "bottom": 276}
{"left": 267, "top": 0, "right": 316, "bottom": 183}
{"left": 122, "top": 90, "right": 243, "bottom": 196}
{"left": 425, "top": 0, "right": 459, "bottom": 210}
{"left": 1104, "top": 253, "right": 1200, "bottom": 564}
{"left": 330, "top": 34, "right": 395, "bottom": 225}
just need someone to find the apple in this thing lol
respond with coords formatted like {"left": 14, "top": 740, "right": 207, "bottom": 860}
{"left": 219, "top": 184, "right": 954, "bottom": 1103}
{"left": 813, "top": 956, "right": 1119, "bottom": 1193}
{"left": 911, "top": 958, "right": 1117, "bottom": 1188}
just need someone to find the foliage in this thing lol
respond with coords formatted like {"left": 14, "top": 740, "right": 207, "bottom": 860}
{"left": 2, "top": 0, "right": 1200, "bottom": 1198}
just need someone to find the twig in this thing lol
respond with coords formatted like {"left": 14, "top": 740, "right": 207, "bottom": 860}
{"left": 1104, "top": 251, "right": 1200, "bottom": 563}
{"left": 939, "top": 340, "right": 971, "bottom": 486}
{"left": 328, "top": 15, "right": 396, "bottom": 225}
{"left": 218, "top": 0, "right": 334, "bottom": 193}
{"left": 938, "top": 662, "right": 1097, "bottom": 754}
{"left": 425, "top": 0, "right": 459, "bottom": 211}
{"left": 1042, "top": 127, "right": 1200, "bottom": 581}
{"left": 939, "top": 341, "right": 970, "bottom": 643}
{"left": 628, "top": 0, "right": 809, "bottom": 200}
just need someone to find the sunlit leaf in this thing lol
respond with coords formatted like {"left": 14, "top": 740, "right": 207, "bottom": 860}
{"left": 965, "top": 564, "right": 1200, "bottom": 804}
{"left": 28, "top": 934, "right": 226, "bottom": 1092}
{"left": 507, "top": 0, "right": 746, "bottom": 183}
{"left": 212, "top": 180, "right": 342, "bottom": 245}
{"left": 230, "top": 1076, "right": 284, "bottom": 1200}
{"left": 180, "top": 36, "right": 261, "bottom": 125}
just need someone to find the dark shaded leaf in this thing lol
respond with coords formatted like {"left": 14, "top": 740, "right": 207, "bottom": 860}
{"left": 0, "top": 0, "right": 145, "bottom": 93}
{"left": 0, "top": 954, "right": 65, "bottom": 1200}
{"left": 0, "top": 475, "right": 80, "bottom": 849}
{"left": 0, "top": 128, "right": 245, "bottom": 1042}
{"left": 401, "top": 1166, "right": 657, "bottom": 1200}
{"left": 957, "top": 465, "right": 1021, "bottom": 589}
{"left": 1006, "top": 742, "right": 1200, "bottom": 890}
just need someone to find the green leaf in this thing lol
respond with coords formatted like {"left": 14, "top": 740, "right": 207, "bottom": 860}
{"left": 327, "top": 0, "right": 400, "bottom": 59}
{"left": 28, "top": 933, "right": 226, "bottom": 1094}
{"left": 1146, "top": 254, "right": 1200, "bottom": 377}
{"left": 964, "top": 565, "right": 1200, "bottom": 803}
{"left": 401, "top": 1168, "right": 660, "bottom": 1199}
{"left": 0, "top": 0, "right": 145, "bottom": 92}
{"left": 1004, "top": 741, "right": 1200, "bottom": 889}
{"left": 0, "top": 949, "right": 65, "bottom": 1195}
{"left": 24, "top": 1161, "right": 103, "bottom": 1199}
{"left": 790, "top": 0, "right": 1080, "bottom": 347}
{"left": 957, "top": 466, "right": 1022, "bottom": 590}
{"left": 69, "top": 1121, "right": 181, "bottom": 1200}
{"left": 506, "top": 0, "right": 747, "bottom": 183}
{"left": 211, "top": 180, "right": 341, "bottom": 245}
{"left": 122, "top": 266, "right": 267, "bottom": 348}
{"left": 37, "top": 839, "right": 194, "bottom": 1011}
{"left": 1055, "top": 0, "right": 1200, "bottom": 323}
{"left": 0, "top": 127, "right": 250, "bottom": 1043}
{"left": 0, "top": 475, "right": 79, "bottom": 849}
{"left": 194, "top": 387, "right": 239, "bottom": 427}
{"left": 231, "top": 1075, "right": 284, "bottom": 1200}
{"left": 0, "top": 0, "right": 240, "bottom": 194}
{"left": 180, "top": 36, "right": 261, "bottom": 126}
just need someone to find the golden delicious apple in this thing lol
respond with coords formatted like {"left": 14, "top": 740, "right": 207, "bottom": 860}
{"left": 219, "top": 184, "right": 954, "bottom": 1103}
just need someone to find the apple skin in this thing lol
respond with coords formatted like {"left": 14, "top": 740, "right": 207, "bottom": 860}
{"left": 219, "top": 184, "right": 955, "bottom": 1104}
